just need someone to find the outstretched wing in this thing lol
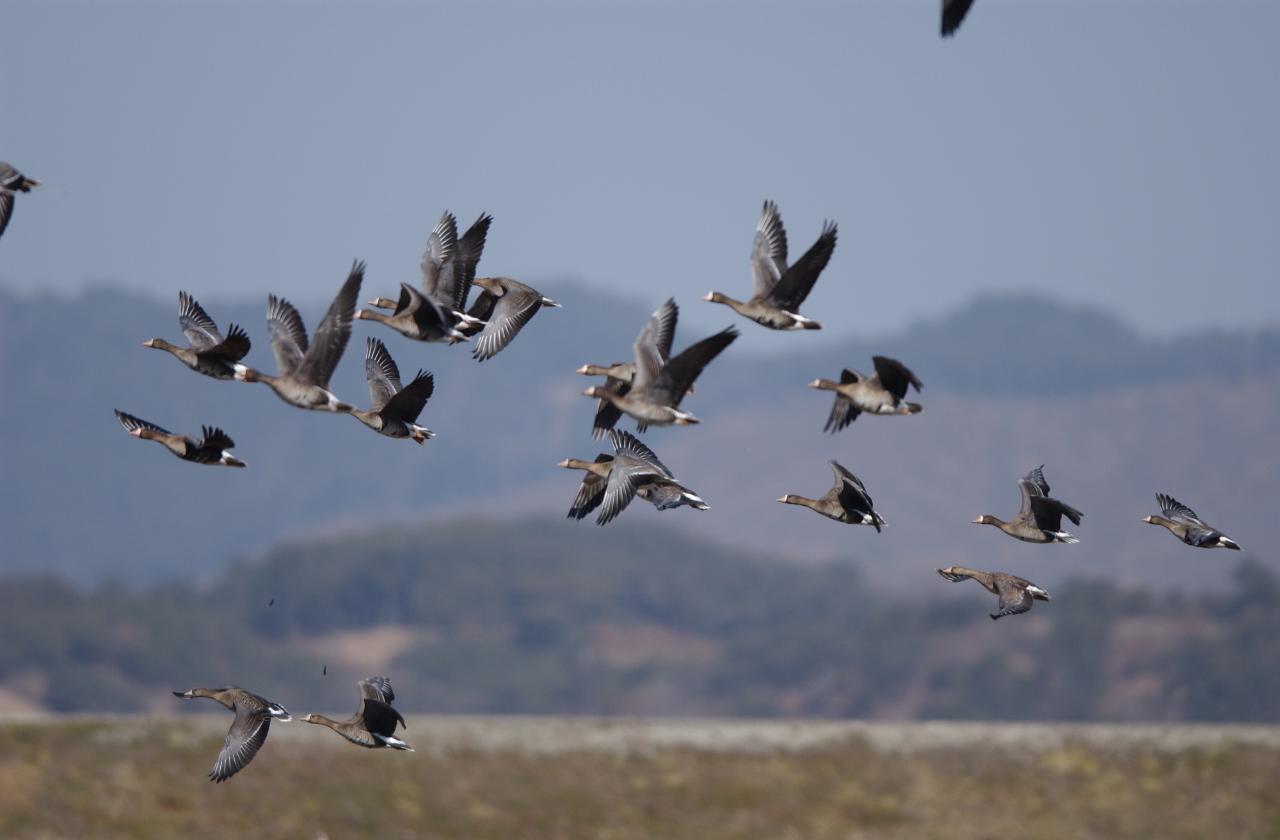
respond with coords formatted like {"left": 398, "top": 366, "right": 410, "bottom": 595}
{"left": 609, "top": 430, "right": 672, "bottom": 477}
{"left": 1023, "top": 465, "right": 1051, "bottom": 498}
{"left": 871, "top": 356, "right": 922, "bottom": 400}
{"left": 1156, "top": 493, "right": 1207, "bottom": 527}
{"left": 199, "top": 426, "right": 236, "bottom": 451}
{"left": 178, "top": 291, "right": 224, "bottom": 350}
{"left": 358, "top": 676, "right": 396, "bottom": 705}
{"left": 472, "top": 282, "right": 542, "bottom": 362}
{"left": 210, "top": 712, "right": 270, "bottom": 783}
{"left": 643, "top": 298, "right": 680, "bottom": 363}
{"left": 1015, "top": 477, "right": 1040, "bottom": 519}
{"left": 453, "top": 213, "right": 493, "bottom": 312}
{"left": 941, "top": 0, "right": 976, "bottom": 37}
{"left": 364, "top": 337, "right": 402, "bottom": 411}
{"left": 830, "top": 460, "right": 879, "bottom": 529}
{"left": 1029, "top": 496, "right": 1083, "bottom": 531}
{"left": 591, "top": 378, "right": 629, "bottom": 440}
{"left": 361, "top": 698, "right": 406, "bottom": 738}
{"left": 419, "top": 211, "right": 459, "bottom": 303}
{"left": 115, "top": 409, "right": 171, "bottom": 437}
{"left": 381, "top": 370, "right": 434, "bottom": 423}
{"left": 650, "top": 327, "right": 738, "bottom": 407}
{"left": 296, "top": 260, "right": 362, "bottom": 386}
{"left": 567, "top": 455, "right": 613, "bottom": 520}
{"left": 597, "top": 456, "right": 663, "bottom": 526}
{"left": 199, "top": 324, "right": 251, "bottom": 364}
{"left": 266, "top": 294, "right": 309, "bottom": 376}
{"left": 750, "top": 200, "right": 788, "bottom": 299}
{"left": 765, "top": 220, "right": 837, "bottom": 311}
{"left": 631, "top": 300, "right": 672, "bottom": 391}
{"left": 0, "top": 191, "right": 13, "bottom": 240}
{"left": 992, "top": 582, "right": 1034, "bottom": 620}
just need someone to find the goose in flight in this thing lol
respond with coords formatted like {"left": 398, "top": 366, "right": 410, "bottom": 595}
{"left": 578, "top": 297, "right": 681, "bottom": 438}
{"left": 937, "top": 566, "right": 1050, "bottom": 620}
{"left": 359, "top": 212, "right": 491, "bottom": 343}
{"left": 349, "top": 338, "right": 436, "bottom": 443}
{"left": 582, "top": 321, "right": 738, "bottom": 428}
{"left": 704, "top": 200, "right": 837, "bottom": 330}
{"left": 453, "top": 276, "right": 561, "bottom": 361}
{"left": 114, "top": 410, "right": 245, "bottom": 467}
{"left": 559, "top": 430, "right": 708, "bottom": 526}
{"left": 142, "top": 291, "right": 251, "bottom": 381}
{"left": 236, "top": 261, "right": 363, "bottom": 412}
{"left": 1143, "top": 493, "right": 1240, "bottom": 550}
{"left": 172, "top": 686, "right": 291, "bottom": 782}
{"left": 301, "top": 676, "right": 413, "bottom": 751}
{"left": 778, "top": 461, "right": 885, "bottom": 530}
{"left": 809, "top": 356, "right": 923, "bottom": 432}
{"left": 974, "top": 465, "right": 1083, "bottom": 544}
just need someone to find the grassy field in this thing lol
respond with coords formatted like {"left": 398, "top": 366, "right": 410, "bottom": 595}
{"left": 2, "top": 716, "right": 1280, "bottom": 839}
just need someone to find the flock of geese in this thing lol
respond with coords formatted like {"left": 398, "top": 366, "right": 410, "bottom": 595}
{"left": 107, "top": 195, "right": 1240, "bottom": 781}
{"left": 1, "top": 39, "right": 1246, "bottom": 781}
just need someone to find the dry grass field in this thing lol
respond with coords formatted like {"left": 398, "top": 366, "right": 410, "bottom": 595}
{"left": 2, "top": 716, "right": 1280, "bottom": 839}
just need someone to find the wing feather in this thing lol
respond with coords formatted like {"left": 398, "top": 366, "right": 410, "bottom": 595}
{"left": 210, "top": 712, "right": 270, "bottom": 783}
{"left": 472, "top": 282, "right": 542, "bottom": 361}
{"left": 266, "top": 294, "right": 309, "bottom": 376}
{"left": 765, "top": 220, "right": 837, "bottom": 311}
{"left": 364, "top": 337, "right": 402, "bottom": 410}
{"left": 114, "top": 409, "right": 172, "bottom": 437}
{"left": 178, "top": 291, "right": 224, "bottom": 349}
{"left": 296, "top": 260, "right": 362, "bottom": 386}
{"left": 750, "top": 200, "right": 789, "bottom": 299}
{"left": 871, "top": 356, "right": 922, "bottom": 400}
{"left": 419, "top": 211, "right": 459, "bottom": 302}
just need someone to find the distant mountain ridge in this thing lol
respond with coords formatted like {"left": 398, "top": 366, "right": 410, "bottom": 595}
{"left": 0, "top": 281, "right": 1276, "bottom": 585}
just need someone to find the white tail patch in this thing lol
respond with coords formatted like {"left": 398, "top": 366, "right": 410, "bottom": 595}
{"left": 1049, "top": 532, "right": 1079, "bottom": 544}
{"left": 374, "top": 733, "right": 414, "bottom": 751}
{"left": 682, "top": 492, "right": 708, "bottom": 510}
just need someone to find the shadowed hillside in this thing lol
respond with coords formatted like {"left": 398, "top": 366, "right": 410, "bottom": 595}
{"left": 2, "top": 520, "right": 1278, "bottom": 721}
{"left": 0, "top": 283, "right": 1276, "bottom": 589}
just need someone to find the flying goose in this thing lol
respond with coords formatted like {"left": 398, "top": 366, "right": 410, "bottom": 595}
{"left": 578, "top": 298, "right": 681, "bottom": 438}
{"left": 301, "top": 676, "right": 413, "bottom": 751}
{"left": 582, "top": 325, "right": 738, "bottom": 428}
{"left": 115, "top": 409, "right": 245, "bottom": 467}
{"left": 942, "top": 0, "right": 976, "bottom": 37}
{"left": 452, "top": 276, "right": 561, "bottom": 361}
{"left": 350, "top": 338, "right": 436, "bottom": 443}
{"left": 809, "top": 356, "right": 923, "bottom": 432}
{"left": 235, "top": 261, "right": 363, "bottom": 412}
{"left": 172, "top": 686, "right": 291, "bottom": 782}
{"left": 1143, "top": 493, "right": 1240, "bottom": 550}
{"left": 703, "top": 200, "right": 837, "bottom": 330}
{"left": 974, "top": 465, "right": 1082, "bottom": 544}
{"left": 559, "top": 430, "right": 708, "bottom": 525}
{"left": 360, "top": 212, "right": 491, "bottom": 342}
{"left": 0, "top": 161, "right": 40, "bottom": 240}
{"left": 142, "top": 291, "right": 251, "bottom": 380}
{"left": 937, "top": 566, "right": 1050, "bottom": 620}
{"left": 778, "top": 461, "right": 885, "bottom": 529}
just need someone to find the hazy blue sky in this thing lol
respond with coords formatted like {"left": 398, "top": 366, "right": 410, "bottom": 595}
{"left": 2, "top": 0, "right": 1277, "bottom": 339}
